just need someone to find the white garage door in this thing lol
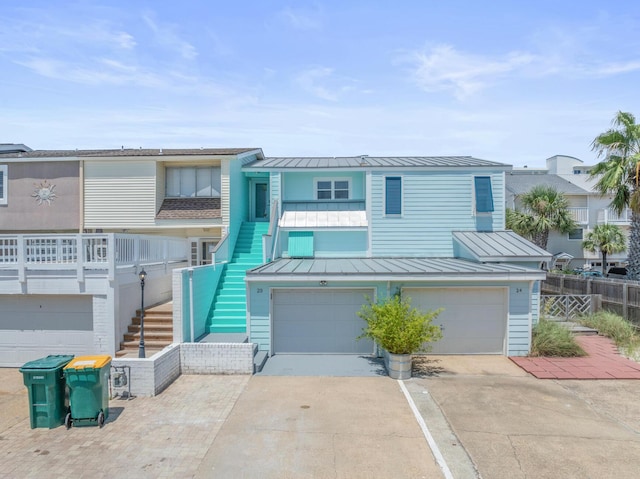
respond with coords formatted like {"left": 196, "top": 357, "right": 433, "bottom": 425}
{"left": 404, "top": 288, "right": 507, "bottom": 354}
{"left": 0, "top": 295, "right": 94, "bottom": 367}
{"left": 273, "top": 289, "right": 374, "bottom": 354}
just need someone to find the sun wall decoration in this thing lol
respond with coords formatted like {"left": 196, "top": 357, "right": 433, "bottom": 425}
{"left": 32, "top": 180, "right": 57, "bottom": 205}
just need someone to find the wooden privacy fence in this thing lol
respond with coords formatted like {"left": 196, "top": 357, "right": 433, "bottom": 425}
{"left": 541, "top": 294, "right": 600, "bottom": 320}
{"left": 543, "top": 273, "right": 640, "bottom": 325}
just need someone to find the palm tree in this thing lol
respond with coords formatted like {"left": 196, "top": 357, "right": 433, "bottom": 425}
{"left": 590, "top": 111, "right": 640, "bottom": 279}
{"left": 506, "top": 185, "right": 577, "bottom": 250}
{"left": 582, "top": 224, "right": 626, "bottom": 274}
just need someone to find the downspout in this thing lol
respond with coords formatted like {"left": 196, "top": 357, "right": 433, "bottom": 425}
{"left": 189, "top": 269, "right": 195, "bottom": 342}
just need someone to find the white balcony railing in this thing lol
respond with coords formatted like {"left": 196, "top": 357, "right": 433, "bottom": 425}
{"left": 567, "top": 207, "right": 589, "bottom": 224}
{"left": 598, "top": 208, "right": 632, "bottom": 225}
{"left": 0, "top": 233, "right": 189, "bottom": 282}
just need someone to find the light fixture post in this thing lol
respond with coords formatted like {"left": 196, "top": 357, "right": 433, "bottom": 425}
{"left": 138, "top": 269, "right": 147, "bottom": 358}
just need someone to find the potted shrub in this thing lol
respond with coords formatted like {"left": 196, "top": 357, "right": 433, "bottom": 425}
{"left": 358, "top": 295, "right": 443, "bottom": 379}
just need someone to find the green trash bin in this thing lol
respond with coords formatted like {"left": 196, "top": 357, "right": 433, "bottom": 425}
{"left": 63, "top": 355, "right": 112, "bottom": 428}
{"left": 20, "top": 355, "right": 74, "bottom": 429}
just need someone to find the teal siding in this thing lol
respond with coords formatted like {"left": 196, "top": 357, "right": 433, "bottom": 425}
{"left": 371, "top": 171, "right": 505, "bottom": 256}
{"left": 270, "top": 172, "right": 281, "bottom": 203}
{"left": 180, "top": 264, "right": 224, "bottom": 341}
{"left": 314, "top": 231, "right": 367, "bottom": 257}
{"left": 282, "top": 171, "right": 365, "bottom": 201}
{"left": 288, "top": 231, "right": 314, "bottom": 257}
{"left": 531, "top": 281, "right": 540, "bottom": 326}
{"left": 228, "top": 155, "right": 253, "bottom": 245}
{"left": 507, "top": 283, "right": 532, "bottom": 356}
{"left": 281, "top": 230, "right": 367, "bottom": 257}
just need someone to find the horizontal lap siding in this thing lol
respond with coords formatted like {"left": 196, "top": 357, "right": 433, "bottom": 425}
{"left": 84, "top": 161, "right": 156, "bottom": 228}
{"left": 371, "top": 171, "right": 504, "bottom": 257}
{"left": 508, "top": 283, "right": 532, "bottom": 356}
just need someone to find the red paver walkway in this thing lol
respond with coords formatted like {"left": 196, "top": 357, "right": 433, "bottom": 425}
{"left": 510, "top": 335, "right": 640, "bottom": 379}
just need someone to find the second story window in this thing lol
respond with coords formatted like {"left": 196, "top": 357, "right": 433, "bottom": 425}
{"left": 474, "top": 176, "right": 494, "bottom": 213}
{"left": 315, "top": 179, "right": 350, "bottom": 200}
{"left": 385, "top": 176, "right": 402, "bottom": 215}
{"left": 166, "top": 167, "right": 221, "bottom": 198}
{"left": 0, "top": 165, "right": 7, "bottom": 205}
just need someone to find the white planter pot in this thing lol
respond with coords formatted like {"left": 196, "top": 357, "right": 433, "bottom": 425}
{"left": 383, "top": 350, "right": 412, "bottom": 380}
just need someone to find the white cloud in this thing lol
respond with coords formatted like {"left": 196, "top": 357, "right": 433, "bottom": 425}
{"left": 279, "top": 6, "right": 323, "bottom": 30}
{"left": 407, "top": 44, "right": 534, "bottom": 99}
{"left": 295, "top": 67, "right": 339, "bottom": 101}
{"left": 142, "top": 13, "right": 197, "bottom": 60}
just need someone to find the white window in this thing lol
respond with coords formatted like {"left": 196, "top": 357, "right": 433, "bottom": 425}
{"left": 314, "top": 178, "right": 350, "bottom": 200}
{"left": 0, "top": 165, "right": 7, "bottom": 205}
{"left": 166, "top": 167, "right": 221, "bottom": 198}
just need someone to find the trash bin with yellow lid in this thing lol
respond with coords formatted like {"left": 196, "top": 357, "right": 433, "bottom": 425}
{"left": 63, "top": 355, "right": 111, "bottom": 428}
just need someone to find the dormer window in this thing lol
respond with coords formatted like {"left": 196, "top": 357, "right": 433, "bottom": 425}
{"left": 315, "top": 179, "right": 350, "bottom": 200}
{"left": 166, "top": 166, "right": 221, "bottom": 198}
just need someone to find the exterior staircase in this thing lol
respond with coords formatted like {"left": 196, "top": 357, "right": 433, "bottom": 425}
{"left": 117, "top": 301, "right": 174, "bottom": 357}
{"left": 207, "top": 222, "right": 269, "bottom": 334}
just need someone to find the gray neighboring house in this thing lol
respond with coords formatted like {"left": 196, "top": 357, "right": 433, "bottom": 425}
{"left": 506, "top": 155, "right": 629, "bottom": 271}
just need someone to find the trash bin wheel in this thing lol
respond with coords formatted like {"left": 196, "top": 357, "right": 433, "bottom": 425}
{"left": 98, "top": 410, "right": 105, "bottom": 428}
{"left": 64, "top": 412, "right": 72, "bottom": 430}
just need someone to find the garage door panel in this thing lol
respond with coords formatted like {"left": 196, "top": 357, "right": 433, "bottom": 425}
{"left": 273, "top": 289, "right": 373, "bottom": 354}
{"left": 404, "top": 288, "right": 507, "bottom": 354}
{"left": 0, "top": 295, "right": 94, "bottom": 366}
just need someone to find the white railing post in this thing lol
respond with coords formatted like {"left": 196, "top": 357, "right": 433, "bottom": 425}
{"left": 76, "top": 234, "right": 84, "bottom": 283}
{"left": 17, "top": 234, "right": 25, "bottom": 283}
{"left": 107, "top": 234, "right": 116, "bottom": 281}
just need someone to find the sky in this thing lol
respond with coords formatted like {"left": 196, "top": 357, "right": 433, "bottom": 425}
{"left": 2, "top": 1, "right": 640, "bottom": 168}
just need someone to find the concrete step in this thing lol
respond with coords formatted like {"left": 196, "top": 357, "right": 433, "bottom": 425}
{"left": 124, "top": 331, "right": 173, "bottom": 341}
{"left": 119, "top": 339, "right": 172, "bottom": 350}
{"left": 547, "top": 318, "right": 599, "bottom": 335}
{"left": 253, "top": 350, "right": 269, "bottom": 374}
{"left": 128, "top": 323, "right": 173, "bottom": 333}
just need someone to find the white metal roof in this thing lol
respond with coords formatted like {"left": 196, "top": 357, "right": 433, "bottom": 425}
{"left": 279, "top": 210, "right": 367, "bottom": 228}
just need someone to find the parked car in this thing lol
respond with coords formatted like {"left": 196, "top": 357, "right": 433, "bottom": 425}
{"left": 607, "top": 267, "right": 628, "bottom": 278}
{"left": 580, "top": 271, "right": 604, "bottom": 278}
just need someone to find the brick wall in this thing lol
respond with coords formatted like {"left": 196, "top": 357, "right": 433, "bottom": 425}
{"left": 180, "top": 343, "right": 254, "bottom": 375}
{"left": 112, "top": 342, "right": 253, "bottom": 397}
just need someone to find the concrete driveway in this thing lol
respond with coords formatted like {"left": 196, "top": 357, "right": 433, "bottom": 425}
{"left": 0, "top": 369, "right": 442, "bottom": 479}
{"left": 195, "top": 376, "right": 443, "bottom": 478}
{"left": 406, "top": 356, "right": 640, "bottom": 479}
{"left": 3, "top": 356, "right": 640, "bottom": 479}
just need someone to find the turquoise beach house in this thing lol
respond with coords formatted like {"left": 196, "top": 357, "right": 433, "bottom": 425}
{"left": 233, "top": 156, "right": 550, "bottom": 357}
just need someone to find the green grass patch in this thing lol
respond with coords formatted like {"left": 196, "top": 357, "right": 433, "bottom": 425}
{"left": 530, "top": 319, "right": 586, "bottom": 357}
{"left": 578, "top": 311, "right": 640, "bottom": 355}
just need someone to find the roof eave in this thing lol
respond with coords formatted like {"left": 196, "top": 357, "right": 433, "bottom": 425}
{"left": 245, "top": 272, "right": 547, "bottom": 282}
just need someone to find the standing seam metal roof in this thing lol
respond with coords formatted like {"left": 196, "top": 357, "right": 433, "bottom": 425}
{"left": 245, "top": 156, "right": 509, "bottom": 169}
{"left": 453, "top": 231, "right": 551, "bottom": 260}
{"left": 247, "top": 257, "right": 542, "bottom": 276}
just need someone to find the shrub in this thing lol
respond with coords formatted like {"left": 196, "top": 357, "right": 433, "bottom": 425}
{"left": 530, "top": 319, "right": 586, "bottom": 357}
{"left": 578, "top": 311, "right": 640, "bottom": 352}
{"left": 358, "top": 295, "right": 443, "bottom": 355}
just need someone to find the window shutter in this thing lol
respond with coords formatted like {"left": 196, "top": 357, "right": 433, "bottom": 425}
{"left": 385, "top": 177, "right": 401, "bottom": 215}
{"left": 474, "top": 176, "right": 494, "bottom": 213}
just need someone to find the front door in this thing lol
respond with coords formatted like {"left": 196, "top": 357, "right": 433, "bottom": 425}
{"left": 253, "top": 182, "right": 269, "bottom": 221}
